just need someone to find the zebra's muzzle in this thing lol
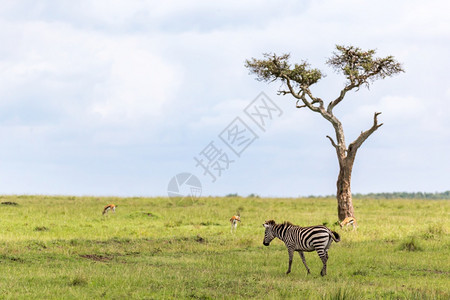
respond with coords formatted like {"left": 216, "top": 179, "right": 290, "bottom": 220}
{"left": 263, "top": 242, "right": 270, "bottom": 246}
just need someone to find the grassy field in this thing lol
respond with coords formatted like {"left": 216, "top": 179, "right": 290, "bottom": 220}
{"left": 0, "top": 195, "right": 448, "bottom": 299}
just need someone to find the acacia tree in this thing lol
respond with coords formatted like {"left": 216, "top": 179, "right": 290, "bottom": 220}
{"left": 245, "top": 45, "right": 404, "bottom": 220}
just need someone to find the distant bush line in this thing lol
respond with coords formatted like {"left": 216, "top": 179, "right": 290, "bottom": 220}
{"left": 309, "top": 191, "right": 450, "bottom": 200}
{"left": 225, "top": 191, "right": 450, "bottom": 200}
{"left": 353, "top": 191, "right": 450, "bottom": 199}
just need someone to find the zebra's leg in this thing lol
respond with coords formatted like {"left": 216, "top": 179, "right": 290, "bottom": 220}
{"left": 317, "top": 250, "right": 328, "bottom": 276}
{"left": 298, "top": 251, "right": 310, "bottom": 274}
{"left": 286, "top": 248, "right": 294, "bottom": 274}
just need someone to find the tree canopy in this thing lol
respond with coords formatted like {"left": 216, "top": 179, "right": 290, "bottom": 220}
{"left": 245, "top": 45, "right": 404, "bottom": 220}
{"left": 245, "top": 45, "right": 404, "bottom": 115}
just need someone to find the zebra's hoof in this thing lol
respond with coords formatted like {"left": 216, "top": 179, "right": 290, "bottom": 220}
{"left": 286, "top": 271, "right": 291, "bottom": 275}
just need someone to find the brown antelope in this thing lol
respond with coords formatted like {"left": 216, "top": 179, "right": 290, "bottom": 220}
{"left": 339, "top": 217, "right": 357, "bottom": 230}
{"left": 102, "top": 204, "right": 117, "bottom": 215}
{"left": 230, "top": 214, "right": 241, "bottom": 233}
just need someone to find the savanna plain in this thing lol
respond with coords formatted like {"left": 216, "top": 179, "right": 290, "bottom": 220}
{"left": 0, "top": 195, "right": 448, "bottom": 299}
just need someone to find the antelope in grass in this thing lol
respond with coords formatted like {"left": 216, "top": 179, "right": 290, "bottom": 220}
{"left": 339, "top": 217, "right": 357, "bottom": 231}
{"left": 102, "top": 204, "right": 117, "bottom": 215}
{"left": 230, "top": 213, "right": 241, "bottom": 233}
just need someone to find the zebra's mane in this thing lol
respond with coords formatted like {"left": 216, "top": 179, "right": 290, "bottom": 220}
{"left": 265, "top": 220, "right": 276, "bottom": 225}
{"left": 266, "top": 220, "right": 297, "bottom": 227}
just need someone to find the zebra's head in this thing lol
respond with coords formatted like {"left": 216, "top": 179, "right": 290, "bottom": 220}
{"left": 262, "top": 220, "right": 276, "bottom": 246}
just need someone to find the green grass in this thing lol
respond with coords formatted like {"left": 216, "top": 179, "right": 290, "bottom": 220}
{"left": 0, "top": 195, "right": 449, "bottom": 299}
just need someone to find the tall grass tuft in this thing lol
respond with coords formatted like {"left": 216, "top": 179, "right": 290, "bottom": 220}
{"left": 422, "top": 223, "right": 447, "bottom": 240}
{"left": 405, "top": 289, "right": 448, "bottom": 300}
{"left": 70, "top": 276, "right": 88, "bottom": 286}
{"left": 322, "top": 288, "right": 357, "bottom": 300}
{"left": 398, "top": 237, "right": 423, "bottom": 252}
{"left": 34, "top": 226, "right": 49, "bottom": 232}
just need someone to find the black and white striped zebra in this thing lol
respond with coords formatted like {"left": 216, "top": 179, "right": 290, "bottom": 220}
{"left": 262, "top": 220, "right": 340, "bottom": 276}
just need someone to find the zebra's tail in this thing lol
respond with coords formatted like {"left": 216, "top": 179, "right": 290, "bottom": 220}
{"left": 331, "top": 231, "right": 341, "bottom": 243}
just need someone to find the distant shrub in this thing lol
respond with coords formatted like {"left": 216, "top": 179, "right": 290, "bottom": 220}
{"left": 225, "top": 193, "right": 239, "bottom": 197}
{"left": 247, "top": 193, "right": 260, "bottom": 198}
{"left": 353, "top": 191, "right": 450, "bottom": 200}
{"left": 352, "top": 269, "right": 368, "bottom": 276}
{"left": 70, "top": 239, "right": 80, "bottom": 246}
{"left": 34, "top": 226, "right": 49, "bottom": 232}
{"left": 0, "top": 254, "right": 24, "bottom": 263}
{"left": 398, "top": 237, "right": 423, "bottom": 252}
{"left": 144, "top": 212, "right": 158, "bottom": 218}
{"left": 70, "top": 276, "right": 88, "bottom": 286}
{"left": 199, "top": 221, "right": 220, "bottom": 226}
{"left": 1, "top": 201, "right": 18, "bottom": 206}
{"left": 195, "top": 235, "right": 206, "bottom": 243}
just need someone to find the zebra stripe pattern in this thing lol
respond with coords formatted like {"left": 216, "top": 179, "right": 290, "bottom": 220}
{"left": 263, "top": 220, "right": 340, "bottom": 276}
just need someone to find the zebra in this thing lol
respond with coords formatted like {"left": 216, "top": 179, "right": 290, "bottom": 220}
{"left": 262, "top": 220, "right": 340, "bottom": 276}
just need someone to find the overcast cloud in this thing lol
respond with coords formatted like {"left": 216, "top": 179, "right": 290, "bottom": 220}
{"left": 0, "top": 0, "right": 449, "bottom": 197}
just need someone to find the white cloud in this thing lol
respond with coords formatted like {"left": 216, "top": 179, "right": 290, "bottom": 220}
{"left": 89, "top": 39, "right": 182, "bottom": 121}
{"left": 0, "top": 18, "right": 182, "bottom": 126}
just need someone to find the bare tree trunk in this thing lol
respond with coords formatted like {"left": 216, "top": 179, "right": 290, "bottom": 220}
{"left": 336, "top": 159, "right": 355, "bottom": 220}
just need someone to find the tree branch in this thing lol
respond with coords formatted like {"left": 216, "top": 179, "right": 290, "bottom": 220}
{"left": 304, "top": 89, "right": 324, "bottom": 109}
{"left": 327, "top": 83, "right": 357, "bottom": 113}
{"left": 347, "top": 112, "right": 383, "bottom": 158}
{"left": 277, "top": 90, "right": 291, "bottom": 96}
{"left": 326, "top": 135, "right": 338, "bottom": 149}
{"left": 283, "top": 76, "right": 322, "bottom": 113}
{"left": 295, "top": 100, "right": 307, "bottom": 109}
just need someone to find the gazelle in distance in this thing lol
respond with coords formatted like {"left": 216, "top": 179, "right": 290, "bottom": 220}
{"left": 230, "top": 213, "right": 241, "bottom": 233}
{"left": 339, "top": 216, "right": 357, "bottom": 231}
{"left": 102, "top": 204, "right": 117, "bottom": 215}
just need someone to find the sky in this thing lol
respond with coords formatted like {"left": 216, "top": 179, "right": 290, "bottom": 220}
{"left": 0, "top": 0, "right": 449, "bottom": 197}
